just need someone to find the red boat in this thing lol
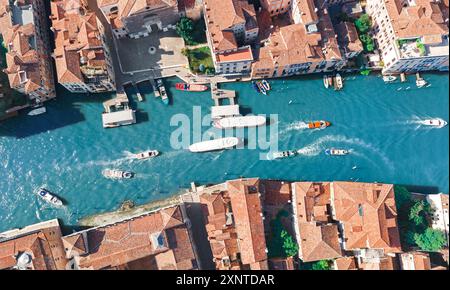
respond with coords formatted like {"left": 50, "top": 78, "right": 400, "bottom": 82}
{"left": 175, "top": 83, "right": 208, "bottom": 92}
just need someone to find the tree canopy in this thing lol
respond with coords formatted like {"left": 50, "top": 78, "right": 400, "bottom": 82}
{"left": 414, "top": 228, "right": 446, "bottom": 252}
{"left": 408, "top": 200, "right": 432, "bottom": 227}
{"left": 311, "top": 260, "right": 332, "bottom": 270}
{"left": 355, "top": 14, "right": 372, "bottom": 34}
{"left": 176, "top": 17, "right": 195, "bottom": 44}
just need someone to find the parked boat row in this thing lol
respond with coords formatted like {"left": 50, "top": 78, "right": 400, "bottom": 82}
{"left": 252, "top": 80, "right": 271, "bottom": 95}
{"left": 323, "top": 74, "right": 343, "bottom": 90}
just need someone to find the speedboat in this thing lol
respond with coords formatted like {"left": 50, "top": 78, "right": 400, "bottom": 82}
{"left": 325, "top": 148, "right": 349, "bottom": 156}
{"left": 422, "top": 118, "right": 447, "bottom": 128}
{"left": 308, "top": 120, "right": 331, "bottom": 129}
{"left": 261, "top": 80, "right": 271, "bottom": 91}
{"left": 28, "top": 106, "right": 46, "bottom": 116}
{"left": 327, "top": 75, "right": 334, "bottom": 87}
{"left": 175, "top": 83, "right": 208, "bottom": 92}
{"left": 133, "top": 150, "right": 159, "bottom": 160}
{"left": 36, "top": 188, "right": 63, "bottom": 207}
{"left": 156, "top": 79, "right": 169, "bottom": 105}
{"left": 383, "top": 75, "right": 397, "bottom": 83}
{"left": 334, "top": 73, "right": 343, "bottom": 90}
{"left": 271, "top": 150, "right": 297, "bottom": 159}
{"left": 102, "top": 169, "right": 134, "bottom": 179}
{"left": 416, "top": 78, "right": 428, "bottom": 88}
{"left": 323, "top": 75, "right": 329, "bottom": 89}
{"left": 189, "top": 137, "right": 241, "bottom": 153}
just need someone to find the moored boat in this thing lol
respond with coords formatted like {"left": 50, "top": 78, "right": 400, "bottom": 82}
{"left": 257, "top": 81, "right": 267, "bottom": 95}
{"left": 261, "top": 80, "right": 271, "bottom": 91}
{"left": 383, "top": 75, "right": 397, "bottom": 83}
{"left": 213, "top": 115, "right": 266, "bottom": 129}
{"left": 334, "top": 73, "right": 343, "bottom": 90}
{"left": 271, "top": 150, "right": 297, "bottom": 159}
{"left": 421, "top": 118, "right": 447, "bottom": 128}
{"left": 156, "top": 79, "right": 169, "bottom": 105}
{"left": 325, "top": 148, "right": 349, "bottom": 156}
{"left": 327, "top": 75, "right": 334, "bottom": 87}
{"left": 28, "top": 106, "right": 46, "bottom": 116}
{"left": 35, "top": 188, "right": 63, "bottom": 207}
{"left": 102, "top": 169, "right": 134, "bottom": 179}
{"left": 189, "top": 137, "right": 241, "bottom": 153}
{"left": 308, "top": 120, "right": 331, "bottom": 129}
{"left": 133, "top": 150, "right": 159, "bottom": 160}
{"left": 252, "top": 81, "right": 261, "bottom": 93}
{"left": 175, "top": 83, "right": 208, "bottom": 92}
{"left": 416, "top": 78, "right": 428, "bottom": 88}
{"left": 323, "top": 75, "right": 329, "bottom": 89}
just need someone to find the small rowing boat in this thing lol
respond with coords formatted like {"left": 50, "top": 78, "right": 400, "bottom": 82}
{"left": 334, "top": 73, "right": 343, "bottom": 90}
{"left": 261, "top": 80, "right": 271, "bottom": 91}
{"left": 383, "top": 75, "right": 397, "bottom": 83}
{"left": 257, "top": 81, "right": 267, "bottom": 95}
{"left": 28, "top": 106, "right": 46, "bottom": 116}
{"left": 252, "top": 81, "right": 260, "bottom": 93}
{"left": 323, "top": 75, "right": 329, "bottom": 89}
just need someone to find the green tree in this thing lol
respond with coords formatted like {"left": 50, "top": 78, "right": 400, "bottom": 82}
{"left": 176, "top": 17, "right": 195, "bottom": 44}
{"left": 408, "top": 200, "right": 432, "bottom": 227}
{"left": 281, "top": 230, "right": 298, "bottom": 257}
{"left": 311, "top": 260, "right": 331, "bottom": 270}
{"left": 414, "top": 228, "right": 446, "bottom": 252}
{"left": 355, "top": 14, "right": 372, "bottom": 34}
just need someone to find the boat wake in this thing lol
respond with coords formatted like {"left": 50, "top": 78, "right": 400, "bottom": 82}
{"left": 279, "top": 121, "right": 310, "bottom": 135}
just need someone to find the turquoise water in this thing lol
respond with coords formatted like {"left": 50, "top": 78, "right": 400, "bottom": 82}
{"left": 0, "top": 73, "right": 448, "bottom": 231}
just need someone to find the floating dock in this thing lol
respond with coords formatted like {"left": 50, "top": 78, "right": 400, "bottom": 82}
{"left": 400, "top": 73, "right": 407, "bottom": 82}
{"left": 210, "top": 82, "right": 240, "bottom": 119}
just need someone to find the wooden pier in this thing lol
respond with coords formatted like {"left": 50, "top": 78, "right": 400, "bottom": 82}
{"left": 400, "top": 73, "right": 407, "bottom": 82}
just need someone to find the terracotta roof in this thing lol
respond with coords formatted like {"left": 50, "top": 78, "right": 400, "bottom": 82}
{"left": 334, "top": 256, "right": 358, "bottom": 270}
{"left": 384, "top": 0, "right": 449, "bottom": 39}
{"left": 262, "top": 180, "right": 292, "bottom": 206}
{"left": 51, "top": 0, "right": 109, "bottom": 84}
{"left": 298, "top": 223, "right": 342, "bottom": 262}
{"left": 62, "top": 206, "right": 197, "bottom": 270}
{"left": 0, "top": 222, "right": 68, "bottom": 270}
{"left": 331, "top": 182, "right": 402, "bottom": 253}
{"left": 227, "top": 179, "right": 268, "bottom": 268}
{"left": 268, "top": 257, "right": 295, "bottom": 270}
{"left": 399, "top": 252, "right": 432, "bottom": 270}
{"left": 335, "top": 21, "right": 363, "bottom": 54}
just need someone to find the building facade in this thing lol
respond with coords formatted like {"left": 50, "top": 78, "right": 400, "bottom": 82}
{"left": 366, "top": 0, "right": 449, "bottom": 73}
{"left": 0, "top": 0, "right": 56, "bottom": 105}
{"left": 203, "top": 0, "right": 258, "bottom": 76}
{"left": 50, "top": 0, "right": 115, "bottom": 93}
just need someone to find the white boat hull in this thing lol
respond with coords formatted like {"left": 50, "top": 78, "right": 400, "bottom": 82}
{"left": 189, "top": 137, "right": 241, "bottom": 153}
{"left": 36, "top": 188, "right": 63, "bottom": 206}
{"left": 134, "top": 150, "right": 159, "bottom": 160}
{"left": 28, "top": 107, "right": 46, "bottom": 116}
{"left": 422, "top": 119, "right": 447, "bottom": 128}
{"left": 214, "top": 116, "right": 266, "bottom": 129}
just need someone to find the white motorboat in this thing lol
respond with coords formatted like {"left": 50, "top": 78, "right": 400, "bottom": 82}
{"left": 334, "top": 73, "right": 343, "bottom": 90}
{"left": 35, "top": 188, "right": 63, "bottom": 207}
{"left": 102, "top": 169, "right": 134, "bottom": 179}
{"left": 28, "top": 106, "right": 46, "bottom": 116}
{"left": 323, "top": 75, "right": 329, "bottom": 89}
{"left": 261, "top": 80, "right": 271, "bottom": 91}
{"left": 213, "top": 115, "right": 266, "bottom": 129}
{"left": 325, "top": 148, "right": 349, "bottom": 156}
{"left": 189, "top": 137, "right": 241, "bottom": 153}
{"left": 133, "top": 150, "right": 159, "bottom": 160}
{"left": 416, "top": 78, "right": 428, "bottom": 88}
{"left": 421, "top": 118, "right": 447, "bottom": 128}
{"left": 383, "top": 75, "right": 397, "bottom": 83}
{"left": 271, "top": 150, "right": 297, "bottom": 159}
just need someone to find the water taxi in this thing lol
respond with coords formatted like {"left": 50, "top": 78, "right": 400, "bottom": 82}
{"left": 308, "top": 120, "right": 331, "bottom": 129}
{"left": 334, "top": 73, "right": 343, "bottom": 90}
{"left": 175, "top": 83, "right": 208, "bottom": 92}
{"left": 213, "top": 115, "right": 266, "bottom": 129}
{"left": 383, "top": 75, "right": 397, "bottom": 83}
{"left": 102, "top": 169, "right": 134, "bottom": 179}
{"left": 325, "top": 148, "right": 349, "bottom": 156}
{"left": 422, "top": 118, "right": 447, "bottom": 128}
{"left": 271, "top": 150, "right": 297, "bottom": 159}
{"left": 189, "top": 137, "right": 241, "bottom": 153}
{"left": 28, "top": 106, "right": 46, "bottom": 116}
{"left": 133, "top": 150, "right": 159, "bottom": 160}
{"left": 36, "top": 188, "right": 63, "bottom": 207}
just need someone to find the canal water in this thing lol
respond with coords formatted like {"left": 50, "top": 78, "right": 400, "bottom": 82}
{"left": 0, "top": 73, "right": 448, "bottom": 231}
